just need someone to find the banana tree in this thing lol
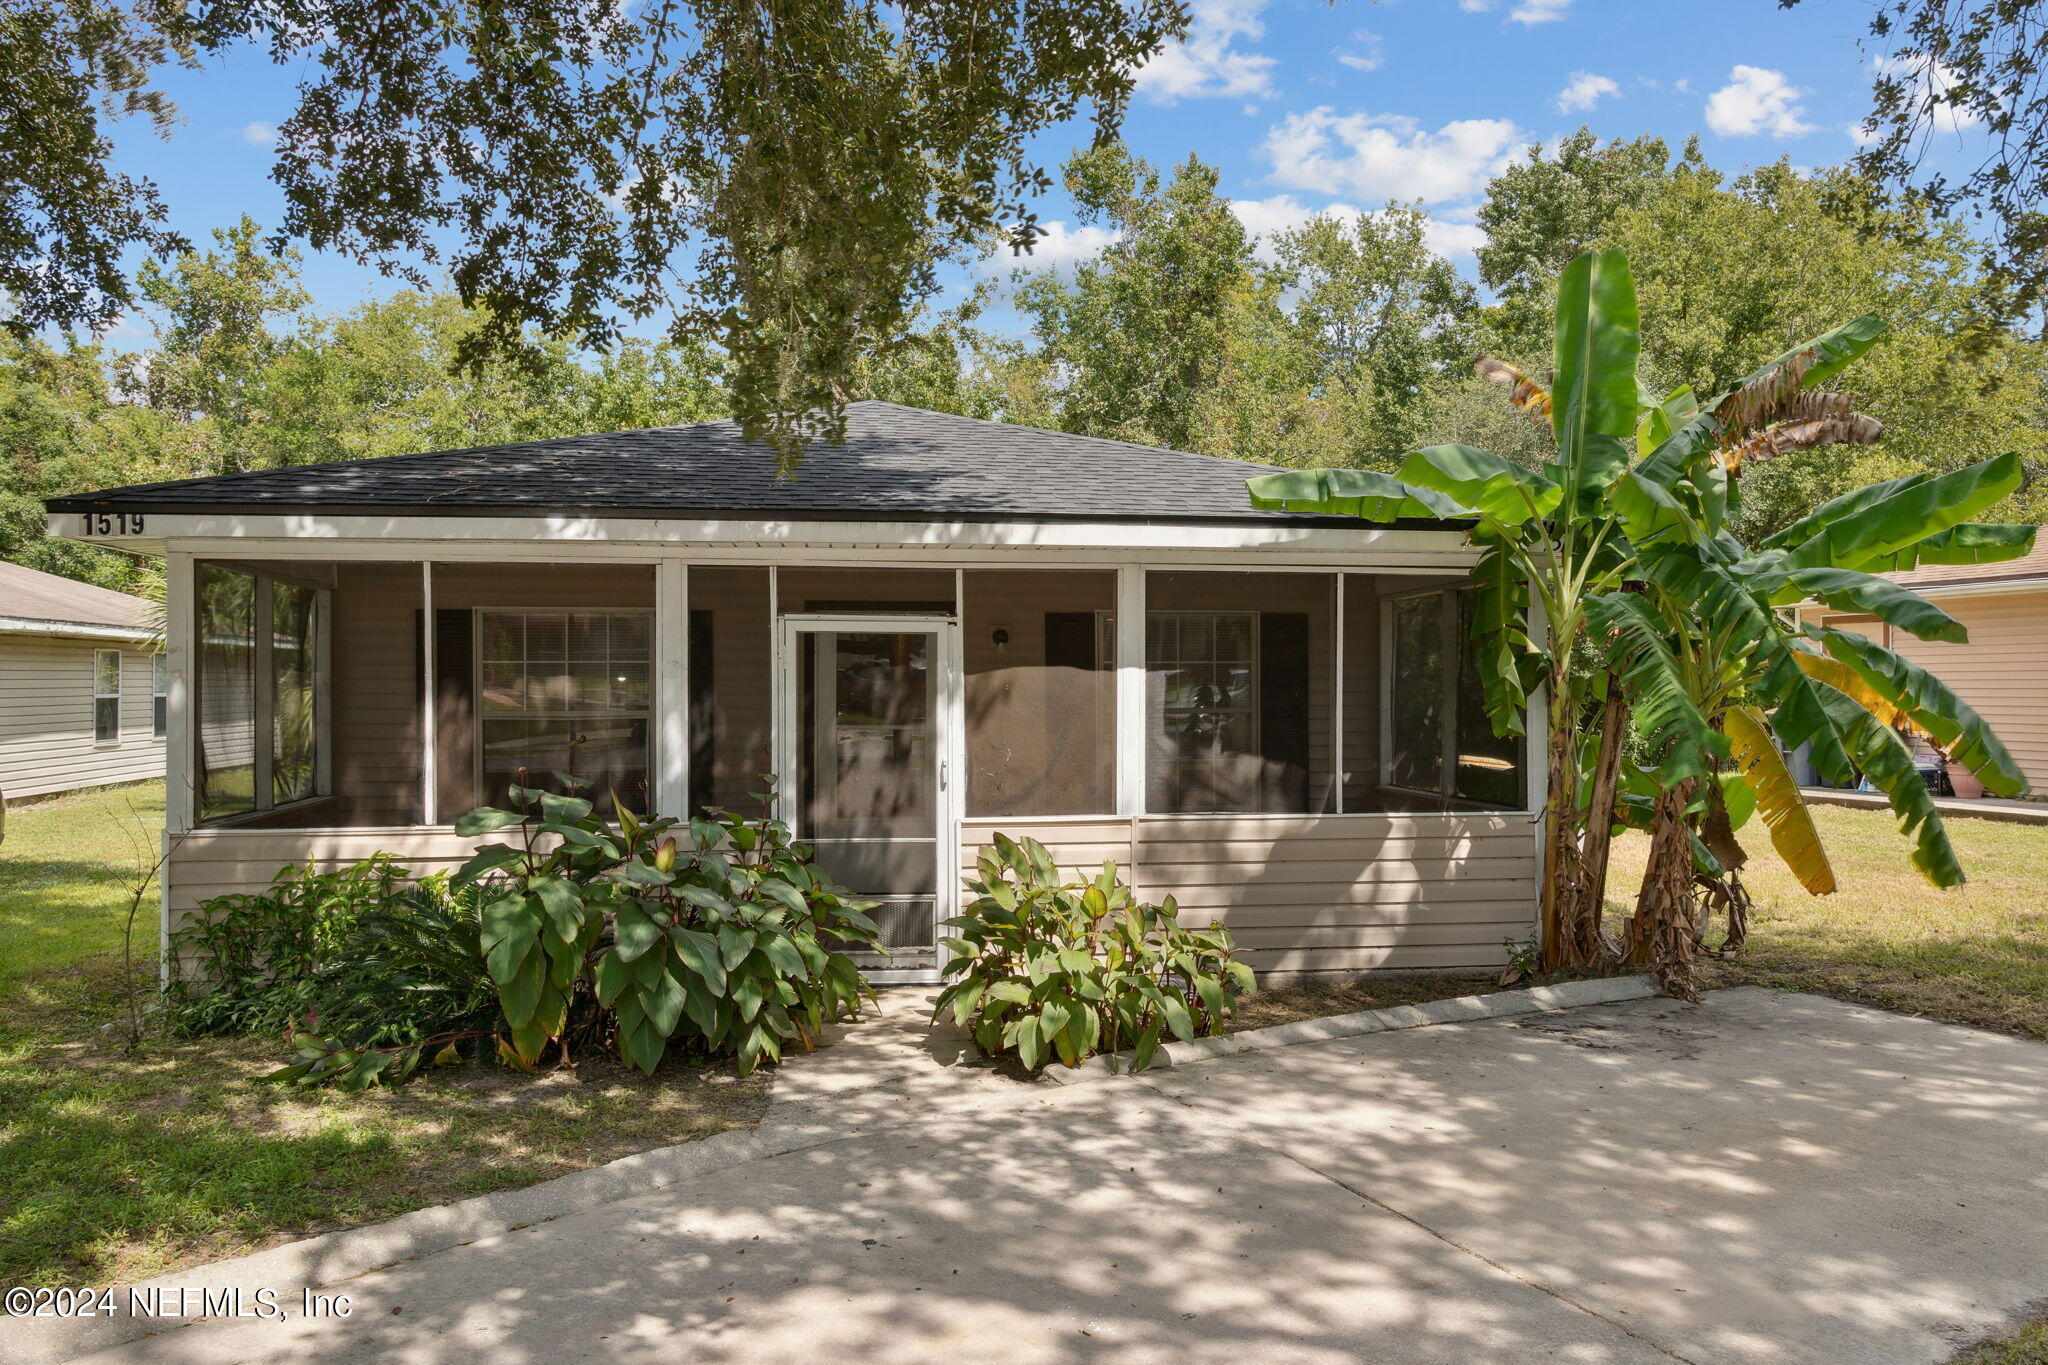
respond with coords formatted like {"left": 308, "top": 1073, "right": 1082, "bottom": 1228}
{"left": 1248, "top": 247, "right": 2035, "bottom": 977}
{"left": 1606, "top": 435, "right": 2034, "bottom": 992}
{"left": 1251, "top": 249, "right": 1643, "bottom": 970}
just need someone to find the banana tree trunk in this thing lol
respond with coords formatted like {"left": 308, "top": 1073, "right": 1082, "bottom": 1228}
{"left": 1576, "top": 678, "right": 1628, "bottom": 947}
{"left": 1538, "top": 670, "right": 1605, "bottom": 972}
{"left": 1628, "top": 779, "right": 1700, "bottom": 1000}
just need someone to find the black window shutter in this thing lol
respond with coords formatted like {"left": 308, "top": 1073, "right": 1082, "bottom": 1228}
{"left": 415, "top": 609, "right": 475, "bottom": 815}
{"left": 1259, "top": 612, "right": 1311, "bottom": 811}
{"left": 1044, "top": 612, "right": 1098, "bottom": 670}
{"left": 688, "top": 608, "right": 714, "bottom": 815}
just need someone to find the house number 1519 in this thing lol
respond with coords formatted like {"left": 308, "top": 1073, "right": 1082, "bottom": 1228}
{"left": 82, "top": 513, "right": 146, "bottom": 535}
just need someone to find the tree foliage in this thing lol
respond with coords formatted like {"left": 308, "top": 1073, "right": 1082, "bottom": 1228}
{"left": 0, "top": 0, "right": 1188, "bottom": 465}
{"left": 1784, "top": 0, "right": 2048, "bottom": 323}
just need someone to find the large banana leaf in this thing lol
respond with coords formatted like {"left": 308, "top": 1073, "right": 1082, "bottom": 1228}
{"left": 1398, "top": 444, "right": 1562, "bottom": 525}
{"left": 1791, "top": 649, "right": 1917, "bottom": 730}
{"left": 1723, "top": 704, "right": 1836, "bottom": 894}
{"left": 1784, "top": 454, "right": 2023, "bottom": 571}
{"left": 1243, "top": 469, "right": 1468, "bottom": 520}
{"left": 1469, "top": 532, "right": 1541, "bottom": 738}
{"left": 1725, "top": 314, "right": 1888, "bottom": 406}
{"left": 1771, "top": 567, "right": 1964, "bottom": 641}
{"left": 1807, "top": 679, "right": 1965, "bottom": 887}
{"left": 1849, "top": 523, "right": 2038, "bottom": 573}
{"left": 1761, "top": 471, "right": 1927, "bottom": 549}
{"left": 1550, "top": 249, "right": 1639, "bottom": 498}
{"left": 1635, "top": 382, "right": 1698, "bottom": 453}
{"left": 1611, "top": 468, "right": 1704, "bottom": 548}
{"left": 1584, "top": 590, "right": 1727, "bottom": 783}
{"left": 1812, "top": 626, "right": 2030, "bottom": 797}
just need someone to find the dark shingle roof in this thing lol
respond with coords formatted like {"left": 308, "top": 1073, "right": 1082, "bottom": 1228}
{"left": 45, "top": 401, "right": 1431, "bottom": 527}
{"left": 0, "top": 561, "right": 153, "bottom": 632}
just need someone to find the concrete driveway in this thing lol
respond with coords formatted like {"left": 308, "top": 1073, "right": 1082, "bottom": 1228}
{"left": 62, "top": 988, "right": 2048, "bottom": 1364}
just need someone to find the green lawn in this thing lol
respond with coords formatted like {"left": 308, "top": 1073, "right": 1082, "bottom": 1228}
{"left": 0, "top": 780, "right": 766, "bottom": 1290}
{"left": 1608, "top": 802, "right": 2048, "bottom": 1041}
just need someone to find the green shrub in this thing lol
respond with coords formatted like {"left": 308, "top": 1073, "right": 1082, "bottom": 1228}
{"left": 166, "top": 855, "right": 409, "bottom": 1036}
{"left": 443, "top": 777, "right": 880, "bottom": 1078}
{"left": 934, "top": 834, "right": 1253, "bottom": 1072}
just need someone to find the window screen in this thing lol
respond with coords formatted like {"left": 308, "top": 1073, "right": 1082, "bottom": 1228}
{"left": 478, "top": 609, "right": 651, "bottom": 810}
{"left": 92, "top": 649, "right": 121, "bottom": 744}
{"left": 272, "top": 582, "right": 317, "bottom": 805}
{"left": 197, "top": 566, "right": 257, "bottom": 819}
{"left": 1384, "top": 585, "right": 1524, "bottom": 809}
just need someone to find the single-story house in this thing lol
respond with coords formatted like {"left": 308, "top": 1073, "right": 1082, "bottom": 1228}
{"left": 46, "top": 401, "right": 1541, "bottom": 982}
{"left": 0, "top": 560, "right": 165, "bottom": 801}
{"left": 1795, "top": 531, "right": 2048, "bottom": 798}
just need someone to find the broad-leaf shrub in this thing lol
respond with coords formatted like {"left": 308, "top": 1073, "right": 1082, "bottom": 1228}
{"left": 452, "top": 778, "right": 880, "bottom": 1076}
{"left": 935, "top": 834, "right": 1252, "bottom": 1072}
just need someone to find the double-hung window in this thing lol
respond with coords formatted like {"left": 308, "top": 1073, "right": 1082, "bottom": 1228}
{"left": 92, "top": 650, "right": 121, "bottom": 744}
{"left": 477, "top": 609, "right": 652, "bottom": 810}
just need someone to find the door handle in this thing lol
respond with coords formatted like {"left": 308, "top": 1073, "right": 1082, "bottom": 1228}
{"left": 939, "top": 760, "right": 948, "bottom": 792}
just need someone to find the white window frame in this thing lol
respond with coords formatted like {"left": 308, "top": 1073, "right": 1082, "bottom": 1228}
{"left": 92, "top": 648, "right": 121, "bottom": 745}
{"left": 472, "top": 605, "right": 657, "bottom": 809}
{"left": 151, "top": 653, "right": 168, "bottom": 738}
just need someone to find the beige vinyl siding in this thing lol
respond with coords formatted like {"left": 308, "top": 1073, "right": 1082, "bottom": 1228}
{"left": 959, "top": 812, "right": 1536, "bottom": 975}
{"left": 1879, "top": 590, "right": 2048, "bottom": 793}
{"left": 0, "top": 633, "right": 164, "bottom": 798}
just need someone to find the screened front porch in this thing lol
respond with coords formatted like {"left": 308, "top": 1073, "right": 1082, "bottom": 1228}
{"left": 163, "top": 556, "right": 1540, "bottom": 979}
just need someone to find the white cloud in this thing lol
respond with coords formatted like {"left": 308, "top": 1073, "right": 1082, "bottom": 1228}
{"left": 981, "top": 220, "right": 1117, "bottom": 275}
{"left": 1460, "top": 0, "right": 1575, "bottom": 23}
{"left": 1704, "top": 65, "right": 1817, "bottom": 138}
{"left": 1262, "top": 108, "right": 1524, "bottom": 204}
{"left": 1871, "top": 54, "right": 1982, "bottom": 136}
{"left": 1135, "top": 0, "right": 1278, "bottom": 104}
{"left": 241, "top": 121, "right": 278, "bottom": 148}
{"left": 1230, "top": 195, "right": 1489, "bottom": 263}
{"left": 1336, "top": 30, "right": 1383, "bottom": 73}
{"left": 1555, "top": 71, "right": 1619, "bottom": 115}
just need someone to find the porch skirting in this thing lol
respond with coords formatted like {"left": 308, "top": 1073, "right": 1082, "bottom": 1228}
{"left": 163, "top": 810, "right": 1541, "bottom": 979}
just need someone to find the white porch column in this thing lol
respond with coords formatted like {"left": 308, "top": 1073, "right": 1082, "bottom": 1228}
{"left": 420, "top": 561, "right": 437, "bottom": 826}
{"left": 163, "top": 551, "right": 196, "bottom": 835}
{"left": 654, "top": 559, "right": 690, "bottom": 816}
{"left": 1333, "top": 573, "right": 1346, "bottom": 815}
{"left": 1114, "top": 564, "right": 1146, "bottom": 817}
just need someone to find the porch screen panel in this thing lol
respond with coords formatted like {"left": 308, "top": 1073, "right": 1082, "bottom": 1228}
{"left": 271, "top": 581, "right": 317, "bottom": 806}
{"left": 1143, "top": 572, "right": 1335, "bottom": 815}
{"left": 197, "top": 564, "right": 257, "bottom": 820}
{"left": 1387, "top": 592, "right": 1445, "bottom": 794}
{"left": 478, "top": 609, "right": 651, "bottom": 810}
{"left": 1384, "top": 584, "right": 1524, "bottom": 810}
{"left": 1340, "top": 574, "right": 1380, "bottom": 812}
{"left": 962, "top": 570, "right": 1115, "bottom": 817}
{"left": 688, "top": 567, "right": 773, "bottom": 817}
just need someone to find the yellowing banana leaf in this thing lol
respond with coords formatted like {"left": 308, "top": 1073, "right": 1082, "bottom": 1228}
{"left": 1724, "top": 706, "right": 1836, "bottom": 894}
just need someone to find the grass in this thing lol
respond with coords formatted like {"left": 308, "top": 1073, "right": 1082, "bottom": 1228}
{"left": 1952, "top": 1315, "right": 2048, "bottom": 1365}
{"left": 1606, "top": 802, "right": 2048, "bottom": 1041}
{"left": 0, "top": 780, "right": 766, "bottom": 1290}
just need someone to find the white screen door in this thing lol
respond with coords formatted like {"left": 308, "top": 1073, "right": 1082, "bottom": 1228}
{"left": 776, "top": 614, "right": 960, "bottom": 980}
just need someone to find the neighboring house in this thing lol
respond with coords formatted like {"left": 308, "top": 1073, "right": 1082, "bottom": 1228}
{"left": 0, "top": 561, "right": 165, "bottom": 800}
{"left": 1796, "top": 532, "right": 2048, "bottom": 797}
{"left": 46, "top": 401, "right": 1541, "bottom": 981}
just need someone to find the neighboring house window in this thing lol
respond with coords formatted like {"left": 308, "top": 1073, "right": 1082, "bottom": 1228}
{"left": 93, "top": 649, "right": 121, "bottom": 744}
{"left": 151, "top": 654, "right": 168, "bottom": 738}
{"left": 477, "top": 609, "right": 652, "bottom": 810}
{"left": 1385, "top": 585, "right": 1523, "bottom": 809}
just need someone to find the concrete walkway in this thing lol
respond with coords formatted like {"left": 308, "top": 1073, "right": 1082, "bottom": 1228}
{"left": 47, "top": 988, "right": 2048, "bottom": 1364}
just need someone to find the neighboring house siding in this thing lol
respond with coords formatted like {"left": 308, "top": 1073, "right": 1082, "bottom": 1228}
{"left": 0, "top": 635, "right": 164, "bottom": 799}
{"left": 1878, "top": 591, "right": 2048, "bottom": 794}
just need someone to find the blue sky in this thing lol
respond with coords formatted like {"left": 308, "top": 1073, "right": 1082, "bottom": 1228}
{"left": 105, "top": 0, "right": 1961, "bottom": 339}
